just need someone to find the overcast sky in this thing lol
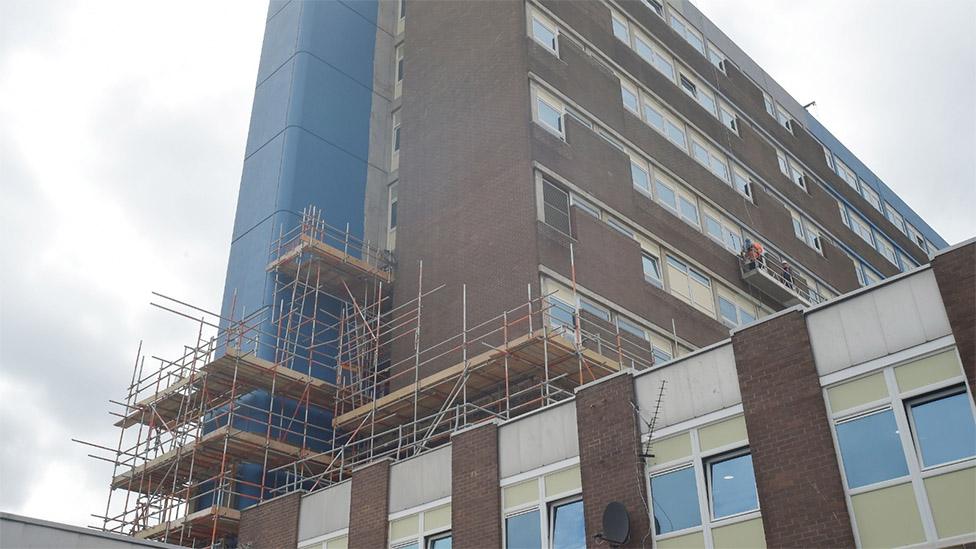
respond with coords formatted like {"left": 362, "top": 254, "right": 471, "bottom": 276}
{"left": 0, "top": 0, "right": 973, "bottom": 529}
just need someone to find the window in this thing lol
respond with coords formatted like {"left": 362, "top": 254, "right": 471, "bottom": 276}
{"left": 669, "top": 12, "right": 704, "bottom": 54}
{"left": 667, "top": 256, "right": 714, "bottom": 313}
{"left": 642, "top": 254, "right": 663, "bottom": 287}
{"left": 837, "top": 200, "right": 850, "bottom": 228}
{"left": 719, "top": 104, "right": 738, "bottom": 133}
{"left": 426, "top": 534, "right": 452, "bottom": 549}
{"left": 565, "top": 107, "right": 591, "bottom": 130}
{"left": 650, "top": 466, "right": 701, "bottom": 535}
{"left": 731, "top": 166, "right": 752, "bottom": 199}
{"left": 788, "top": 159, "right": 806, "bottom": 190}
{"left": 642, "top": 98, "right": 665, "bottom": 132}
{"left": 630, "top": 160, "right": 651, "bottom": 194}
{"left": 861, "top": 183, "right": 882, "bottom": 212}
{"left": 641, "top": 0, "right": 664, "bottom": 17}
{"left": 906, "top": 387, "right": 976, "bottom": 468}
{"left": 707, "top": 42, "right": 727, "bottom": 72}
{"left": 542, "top": 180, "right": 570, "bottom": 235}
{"left": 386, "top": 183, "right": 398, "bottom": 231}
{"left": 835, "top": 159, "right": 858, "bottom": 190}
{"left": 652, "top": 346, "right": 672, "bottom": 365}
{"left": 664, "top": 119, "right": 687, "bottom": 150}
{"left": 547, "top": 296, "right": 575, "bottom": 331}
{"left": 690, "top": 136, "right": 729, "bottom": 182}
{"left": 530, "top": 11, "right": 559, "bottom": 55}
{"left": 707, "top": 450, "right": 759, "bottom": 519}
{"left": 549, "top": 499, "right": 585, "bottom": 549}
{"left": 533, "top": 90, "right": 564, "bottom": 138}
{"left": 620, "top": 81, "right": 639, "bottom": 114}
{"left": 611, "top": 12, "right": 629, "bottom": 42}
{"left": 580, "top": 298, "right": 611, "bottom": 322}
{"left": 776, "top": 150, "right": 789, "bottom": 177}
{"left": 860, "top": 264, "right": 881, "bottom": 287}
{"left": 606, "top": 217, "right": 634, "bottom": 238}
{"left": 791, "top": 213, "right": 804, "bottom": 241}
{"left": 877, "top": 236, "right": 898, "bottom": 266}
{"left": 835, "top": 408, "right": 909, "bottom": 489}
{"left": 762, "top": 90, "right": 775, "bottom": 117}
{"left": 395, "top": 44, "right": 404, "bottom": 97}
{"left": 398, "top": 0, "right": 406, "bottom": 20}
{"left": 505, "top": 510, "right": 541, "bottom": 549}
{"left": 679, "top": 73, "right": 716, "bottom": 116}
{"left": 907, "top": 223, "right": 927, "bottom": 252}
{"left": 775, "top": 103, "right": 793, "bottom": 133}
{"left": 718, "top": 295, "right": 750, "bottom": 327}
{"left": 849, "top": 214, "right": 873, "bottom": 245}
{"left": 392, "top": 110, "right": 401, "bottom": 170}
{"left": 655, "top": 177, "right": 678, "bottom": 211}
{"left": 678, "top": 195, "right": 699, "bottom": 227}
{"left": 704, "top": 212, "right": 741, "bottom": 254}
{"left": 804, "top": 220, "right": 822, "bottom": 253}
{"left": 570, "top": 195, "right": 600, "bottom": 219}
{"left": 616, "top": 316, "right": 646, "bottom": 340}
{"left": 821, "top": 145, "right": 834, "bottom": 170}
{"left": 884, "top": 203, "right": 907, "bottom": 234}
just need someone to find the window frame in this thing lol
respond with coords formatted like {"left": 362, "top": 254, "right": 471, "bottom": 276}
{"left": 704, "top": 447, "right": 760, "bottom": 521}
{"left": 532, "top": 88, "right": 565, "bottom": 139}
{"left": 904, "top": 385, "right": 976, "bottom": 471}
{"left": 529, "top": 9, "right": 560, "bottom": 56}
{"left": 642, "top": 253, "right": 663, "bottom": 288}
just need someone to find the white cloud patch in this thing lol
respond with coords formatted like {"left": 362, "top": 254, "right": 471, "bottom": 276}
{"left": 0, "top": 0, "right": 266, "bottom": 527}
{"left": 694, "top": 0, "right": 976, "bottom": 244}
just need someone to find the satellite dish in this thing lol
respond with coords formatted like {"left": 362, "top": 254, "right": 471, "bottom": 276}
{"left": 601, "top": 501, "right": 630, "bottom": 546}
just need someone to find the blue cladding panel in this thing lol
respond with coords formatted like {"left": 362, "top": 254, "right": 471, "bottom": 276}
{"left": 219, "top": 0, "right": 378, "bottom": 366}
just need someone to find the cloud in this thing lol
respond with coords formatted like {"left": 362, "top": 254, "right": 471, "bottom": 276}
{"left": 694, "top": 0, "right": 976, "bottom": 244}
{"left": 0, "top": 0, "right": 266, "bottom": 526}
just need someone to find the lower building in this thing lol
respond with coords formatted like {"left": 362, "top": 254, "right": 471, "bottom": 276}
{"left": 242, "top": 240, "right": 975, "bottom": 549}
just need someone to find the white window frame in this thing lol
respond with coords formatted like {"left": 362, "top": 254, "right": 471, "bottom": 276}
{"left": 531, "top": 87, "right": 565, "bottom": 139}
{"left": 861, "top": 183, "right": 882, "bottom": 212}
{"left": 762, "top": 90, "right": 775, "bottom": 117}
{"left": 835, "top": 159, "right": 859, "bottom": 191}
{"left": 642, "top": 252, "right": 664, "bottom": 288}
{"left": 501, "top": 463, "right": 583, "bottom": 549}
{"left": 719, "top": 103, "right": 738, "bottom": 134}
{"left": 707, "top": 42, "right": 727, "bottom": 72}
{"left": 669, "top": 11, "right": 705, "bottom": 54}
{"left": 570, "top": 194, "right": 600, "bottom": 219}
{"left": 621, "top": 80, "right": 640, "bottom": 115}
{"left": 529, "top": 8, "right": 559, "bottom": 56}
{"left": 824, "top": 352, "right": 976, "bottom": 547}
{"left": 884, "top": 202, "right": 907, "bottom": 235}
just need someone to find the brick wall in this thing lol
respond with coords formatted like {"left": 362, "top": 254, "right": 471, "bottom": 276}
{"left": 238, "top": 492, "right": 302, "bottom": 549}
{"left": 575, "top": 373, "right": 651, "bottom": 547}
{"left": 731, "top": 310, "right": 855, "bottom": 547}
{"left": 451, "top": 422, "right": 501, "bottom": 548}
{"left": 348, "top": 459, "right": 391, "bottom": 549}
{"left": 931, "top": 241, "right": 976, "bottom": 399}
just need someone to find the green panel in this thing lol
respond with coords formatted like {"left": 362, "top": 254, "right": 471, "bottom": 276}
{"left": 425, "top": 504, "right": 451, "bottom": 532}
{"left": 699, "top": 416, "right": 748, "bottom": 452}
{"left": 650, "top": 432, "right": 693, "bottom": 465}
{"left": 545, "top": 466, "right": 581, "bottom": 497}
{"left": 827, "top": 372, "right": 888, "bottom": 413}
{"left": 503, "top": 479, "right": 538, "bottom": 510}
{"left": 924, "top": 467, "right": 976, "bottom": 538}
{"left": 326, "top": 536, "right": 347, "bottom": 549}
{"left": 656, "top": 530, "right": 706, "bottom": 549}
{"left": 390, "top": 514, "right": 419, "bottom": 542}
{"left": 895, "top": 350, "right": 962, "bottom": 393}
{"left": 711, "top": 517, "right": 767, "bottom": 549}
{"left": 851, "top": 483, "right": 925, "bottom": 548}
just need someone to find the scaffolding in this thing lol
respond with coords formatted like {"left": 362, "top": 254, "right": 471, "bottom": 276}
{"left": 82, "top": 207, "right": 661, "bottom": 547}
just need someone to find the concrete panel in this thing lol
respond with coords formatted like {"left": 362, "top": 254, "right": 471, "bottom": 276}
{"left": 498, "top": 401, "right": 579, "bottom": 478}
{"left": 809, "top": 270, "right": 953, "bottom": 376}
{"left": 298, "top": 480, "right": 351, "bottom": 543}
{"left": 388, "top": 446, "right": 452, "bottom": 513}
{"left": 837, "top": 291, "right": 887, "bottom": 367}
{"left": 634, "top": 343, "right": 741, "bottom": 432}
{"left": 908, "top": 269, "right": 953, "bottom": 341}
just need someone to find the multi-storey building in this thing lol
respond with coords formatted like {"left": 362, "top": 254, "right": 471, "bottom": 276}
{"left": 247, "top": 240, "right": 975, "bottom": 549}
{"left": 95, "top": 0, "right": 967, "bottom": 547}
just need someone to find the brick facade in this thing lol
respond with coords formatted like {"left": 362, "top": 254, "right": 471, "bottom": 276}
{"left": 731, "top": 310, "right": 855, "bottom": 547}
{"left": 931, "top": 241, "right": 976, "bottom": 399}
{"left": 238, "top": 491, "right": 302, "bottom": 549}
{"left": 451, "top": 422, "right": 501, "bottom": 548}
{"left": 348, "top": 459, "right": 391, "bottom": 549}
{"left": 575, "top": 373, "right": 651, "bottom": 548}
